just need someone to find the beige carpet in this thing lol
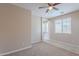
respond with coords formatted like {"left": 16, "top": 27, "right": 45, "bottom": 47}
{"left": 5, "top": 42, "right": 79, "bottom": 56}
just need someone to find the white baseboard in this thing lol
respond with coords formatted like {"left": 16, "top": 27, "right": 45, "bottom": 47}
{"left": 32, "top": 40, "right": 41, "bottom": 44}
{"left": 0, "top": 45, "right": 32, "bottom": 56}
{"left": 43, "top": 40, "right": 79, "bottom": 54}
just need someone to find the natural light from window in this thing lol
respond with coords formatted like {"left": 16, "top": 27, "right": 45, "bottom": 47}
{"left": 55, "top": 17, "right": 71, "bottom": 34}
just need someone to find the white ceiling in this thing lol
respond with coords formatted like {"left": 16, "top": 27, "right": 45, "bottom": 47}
{"left": 12, "top": 3, "right": 79, "bottom": 18}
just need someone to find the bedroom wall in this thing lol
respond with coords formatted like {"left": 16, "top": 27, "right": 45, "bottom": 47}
{"left": 49, "top": 11, "right": 79, "bottom": 45}
{"left": 31, "top": 15, "right": 41, "bottom": 43}
{"left": 0, "top": 4, "right": 31, "bottom": 55}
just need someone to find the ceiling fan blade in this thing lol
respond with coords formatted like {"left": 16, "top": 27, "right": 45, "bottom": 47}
{"left": 38, "top": 6, "right": 48, "bottom": 9}
{"left": 53, "top": 3, "right": 60, "bottom": 6}
{"left": 46, "top": 9, "right": 49, "bottom": 13}
{"left": 53, "top": 7, "right": 59, "bottom": 10}
{"left": 48, "top": 3, "right": 51, "bottom": 6}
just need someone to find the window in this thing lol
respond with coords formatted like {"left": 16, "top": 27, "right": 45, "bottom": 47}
{"left": 42, "top": 22, "right": 48, "bottom": 33}
{"left": 55, "top": 17, "right": 71, "bottom": 34}
{"left": 42, "top": 19, "right": 49, "bottom": 40}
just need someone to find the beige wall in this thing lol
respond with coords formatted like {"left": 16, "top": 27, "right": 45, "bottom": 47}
{"left": 49, "top": 11, "right": 79, "bottom": 46}
{"left": 31, "top": 15, "right": 41, "bottom": 43}
{"left": 0, "top": 4, "right": 31, "bottom": 54}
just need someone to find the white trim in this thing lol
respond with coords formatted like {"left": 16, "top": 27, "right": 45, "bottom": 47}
{"left": 43, "top": 40, "right": 79, "bottom": 55}
{"left": 32, "top": 40, "right": 41, "bottom": 44}
{"left": 0, "top": 45, "right": 32, "bottom": 56}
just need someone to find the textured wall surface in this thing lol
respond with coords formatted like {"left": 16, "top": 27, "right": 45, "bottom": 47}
{"left": 0, "top": 4, "right": 31, "bottom": 54}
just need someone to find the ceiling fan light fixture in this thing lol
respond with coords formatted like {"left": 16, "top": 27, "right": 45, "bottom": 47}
{"left": 38, "top": 3, "right": 60, "bottom": 13}
{"left": 48, "top": 6, "right": 53, "bottom": 10}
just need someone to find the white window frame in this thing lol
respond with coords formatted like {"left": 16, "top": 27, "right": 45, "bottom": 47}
{"left": 55, "top": 17, "right": 71, "bottom": 34}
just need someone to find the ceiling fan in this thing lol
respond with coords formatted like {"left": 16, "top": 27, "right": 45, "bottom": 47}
{"left": 38, "top": 3, "right": 61, "bottom": 13}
